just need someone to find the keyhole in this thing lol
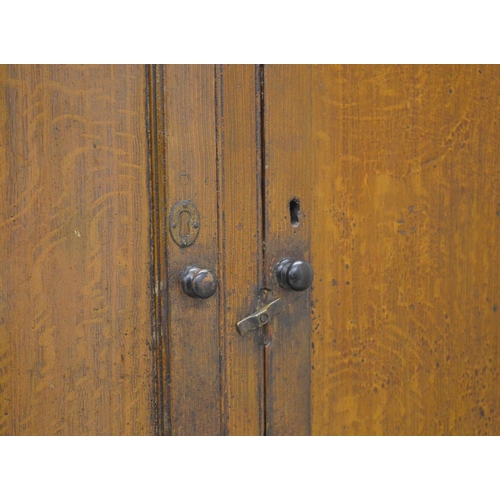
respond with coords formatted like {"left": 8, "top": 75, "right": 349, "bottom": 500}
{"left": 180, "top": 210, "right": 191, "bottom": 241}
{"left": 169, "top": 200, "right": 200, "bottom": 248}
{"left": 289, "top": 198, "right": 300, "bottom": 226}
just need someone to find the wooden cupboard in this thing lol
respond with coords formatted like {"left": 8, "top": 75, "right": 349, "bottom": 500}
{"left": 1, "top": 65, "right": 499, "bottom": 435}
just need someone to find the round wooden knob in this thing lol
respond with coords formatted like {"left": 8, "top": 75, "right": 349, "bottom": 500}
{"left": 275, "top": 258, "right": 314, "bottom": 291}
{"left": 181, "top": 266, "right": 218, "bottom": 299}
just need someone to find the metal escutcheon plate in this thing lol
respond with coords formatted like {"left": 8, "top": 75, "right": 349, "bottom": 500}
{"left": 169, "top": 200, "right": 200, "bottom": 248}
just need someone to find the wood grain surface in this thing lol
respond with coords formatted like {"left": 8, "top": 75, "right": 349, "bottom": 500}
{"left": 216, "top": 64, "right": 264, "bottom": 435}
{"left": 0, "top": 65, "right": 154, "bottom": 435}
{"left": 310, "top": 65, "right": 500, "bottom": 435}
{"left": 263, "top": 65, "right": 313, "bottom": 435}
{"left": 157, "top": 65, "right": 220, "bottom": 435}
{"left": 3, "top": 64, "right": 499, "bottom": 436}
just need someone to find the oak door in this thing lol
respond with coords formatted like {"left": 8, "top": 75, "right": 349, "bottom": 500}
{"left": 151, "top": 64, "right": 500, "bottom": 435}
{"left": 264, "top": 65, "right": 500, "bottom": 435}
{"left": 1, "top": 65, "right": 499, "bottom": 435}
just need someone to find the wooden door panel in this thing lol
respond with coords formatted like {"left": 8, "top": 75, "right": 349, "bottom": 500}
{"left": 151, "top": 65, "right": 221, "bottom": 435}
{"left": 0, "top": 65, "right": 154, "bottom": 435}
{"left": 309, "top": 65, "right": 500, "bottom": 435}
{"left": 263, "top": 65, "right": 314, "bottom": 435}
{"left": 216, "top": 64, "right": 264, "bottom": 435}
{"left": 151, "top": 64, "right": 265, "bottom": 435}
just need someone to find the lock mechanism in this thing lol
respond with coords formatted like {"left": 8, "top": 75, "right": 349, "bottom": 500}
{"left": 169, "top": 200, "right": 200, "bottom": 248}
{"left": 236, "top": 298, "right": 283, "bottom": 335}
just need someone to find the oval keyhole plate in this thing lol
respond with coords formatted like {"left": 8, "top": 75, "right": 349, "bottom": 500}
{"left": 169, "top": 200, "right": 200, "bottom": 248}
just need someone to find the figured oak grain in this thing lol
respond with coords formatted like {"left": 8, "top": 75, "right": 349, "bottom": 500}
{"left": 4, "top": 64, "right": 498, "bottom": 437}
{"left": 0, "top": 65, "right": 154, "bottom": 435}
{"left": 310, "top": 65, "right": 500, "bottom": 435}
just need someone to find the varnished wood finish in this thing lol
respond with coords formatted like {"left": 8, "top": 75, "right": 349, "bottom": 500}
{"left": 3, "top": 64, "right": 499, "bottom": 436}
{"left": 158, "top": 65, "right": 220, "bottom": 435}
{"left": 0, "top": 65, "right": 154, "bottom": 435}
{"left": 216, "top": 65, "right": 264, "bottom": 435}
{"left": 310, "top": 65, "right": 500, "bottom": 435}
{"left": 263, "top": 65, "right": 313, "bottom": 435}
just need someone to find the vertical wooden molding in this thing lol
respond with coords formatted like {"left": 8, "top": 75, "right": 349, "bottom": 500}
{"left": 147, "top": 65, "right": 170, "bottom": 435}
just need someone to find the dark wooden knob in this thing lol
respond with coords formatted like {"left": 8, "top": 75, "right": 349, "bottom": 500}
{"left": 275, "top": 258, "right": 314, "bottom": 291}
{"left": 181, "top": 266, "right": 218, "bottom": 299}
